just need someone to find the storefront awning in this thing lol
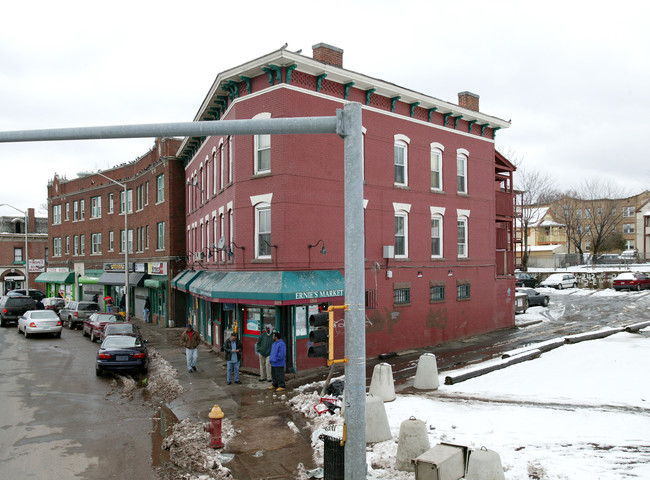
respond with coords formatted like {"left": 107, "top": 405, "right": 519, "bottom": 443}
{"left": 79, "top": 275, "right": 99, "bottom": 284}
{"left": 144, "top": 279, "right": 165, "bottom": 289}
{"left": 188, "top": 270, "right": 345, "bottom": 303}
{"left": 96, "top": 272, "right": 148, "bottom": 286}
{"left": 35, "top": 272, "right": 75, "bottom": 284}
{"left": 171, "top": 270, "right": 204, "bottom": 292}
{"left": 129, "top": 273, "right": 147, "bottom": 287}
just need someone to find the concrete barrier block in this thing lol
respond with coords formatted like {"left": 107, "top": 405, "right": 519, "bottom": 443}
{"left": 365, "top": 394, "right": 392, "bottom": 443}
{"left": 413, "top": 353, "right": 440, "bottom": 390}
{"left": 395, "top": 416, "right": 430, "bottom": 472}
{"left": 368, "top": 362, "right": 396, "bottom": 402}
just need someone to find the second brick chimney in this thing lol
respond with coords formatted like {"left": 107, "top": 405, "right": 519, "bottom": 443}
{"left": 312, "top": 43, "right": 344, "bottom": 68}
{"left": 458, "top": 91, "right": 480, "bottom": 112}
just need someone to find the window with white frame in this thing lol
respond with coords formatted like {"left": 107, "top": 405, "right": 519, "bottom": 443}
{"left": 65, "top": 236, "right": 69, "bottom": 254}
{"left": 220, "top": 143, "right": 225, "bottom": 190}
{"left": 431, "top": 215, "right": 443, "bottom": 258}
{"left": 457, "top": 149, "right": 468, "bottom": 194}
{"left": 625, "top": 240, "right": 635, "bottom": 250}
{"left": 146, "top": 225, "right": 149, "bottom": 250}
{"left": 228, "top": 136, "right": 233, "bottom": 184}
{"left": 109, "top": 231, "right": 114, "bottom": 251}
{"left": 394, "top": 135, "right": 409, "bottom": 186}
{"left": 53, "top": 237, "right": 62, "bottom": 257}
{"left": 156, "top": 174, "right": 164, "bottom": 203}
{"left": 395, "top": 213, "right": 408, "bottom": 257}
{"left": 65, "top": 203, "right": 69, "bottom": 221}
{"left": 254, "top": 113, "right": 271, "bottom": 174}
{"left": 91, "top": 196, "right": 101, "bottom": 218}
{"left": 256, "top": 204, "right": 271, "bottom": 258}
{"left": 14, "top": 247, "right": 23, "bottom": 263}
{"left": 157, "top": 222, "right": 165, "bottom": 250}
{"left": 52, "top": 204, "right": 62, "bottom": 225}
{"left": 430, "top": 143, "right": 444, "bottom": 191}
{"left": 74, "top": 236, "right": 79, "bottom": 255}
{"left": 220, "top": 213, "right": 225, "bottom": 261}
{"left": 73, "top": 201, "right": 78, "bottom": 221}
{"left": 623, "top": 223, "right": 635, "bottom": 234}
{"left": 80, "top": 234, "right": 85, "bottom": 255}
{"left": 457, "top": 216, "right": 468, "bottom": 258}
{"left": 79, "top": 199, "right": 85, "bottom": 220}
{"left": 108, "top": 193, "right": 114, "bottom": 214}
{"left": 91, "top": 233, "right": 101, "bottom": 254}
{"left": 623, "top": 206, "right": 634, "bottom": 217}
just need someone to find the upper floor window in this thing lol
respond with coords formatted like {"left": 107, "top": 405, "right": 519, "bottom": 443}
{"left": 430, "top": 284, "right": 445, "bottom": 302}
{"left": 457, "top": 283, "right": 471, "bottom": 299}
{"left": 228, "top": 136, "right": 234, "bottom": 184}
{"left": 157, "top": 221, "right": 165, "bottom": 250}
{"left": 254, "top": 112, "right": 271, "bottom": 175}
{"left": 109, "top": 231, "right": 114, "bottom": 251}
{"left": 91, "top": 196, "right": 101, "bottom": 218}
{"left": 14, "top": 247, "right": 23, "bottom": 263}
{"left": 430, "top": 143, "right": 444, "bottom": 191}
{"left": 79, "top": 199, "right": 85, "bottom": 220}
{"left": 623, "top": 223, "right": 635, "bottom": 234}
{"left": 74, "top": 236, "right": 79, "bottom": 256}
{"left": 80, "top": 234, "right": 85, "bottom": 255}
{"left": 623, "top": 206, "right": 634, "bottom": 217}
{"left": 156, "top": 174, "right": 164, "bottom": 203}
{"left": 458, "top": 215, "right": 468, "bottom": 258}
{"left": 73, "top": 201, "right": 79, "bottom": 221}
{"left": 52, "top": 205, "right": 62, "bottom": 225}
{"left": 65, "top": 203, "right": 69, "bottom": 221}
{"left": 91, "top": 233, "right": 102, "bottom": 254}
{"left": 394, "top": 134, "right": 410, "bottom": 186}
{"left": 145, "top": 181, "right": 149, "bottom": 205}
{"left": 393, "top": 202, "right": 411, "bottom": 258}
{"left": 53, "top": 238, "right": 62, "bottom": 257}
{"left": 256, "top": 204, "right": 271, "bottom": 258}
{"left": 108, "top": 193, "right": 114, "bottom": 214}
{"left": 120, "top": 190, "right": 133, "bottom": 214}
{"left": 65, "top": 236, "right": 69, "bottom": 254}
{"left": 457, "top": 149, "right": 469, "bottom": 194}
{"left": 431, "top": 214, "right": 443, "bottom": 258}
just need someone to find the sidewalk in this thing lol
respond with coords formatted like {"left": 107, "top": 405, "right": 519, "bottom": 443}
{"left": 135, "top": 319, "right": 317, "bottom": 479}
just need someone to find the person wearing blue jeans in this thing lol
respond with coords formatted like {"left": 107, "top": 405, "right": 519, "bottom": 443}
{"left": 224, "top": 332, "right": 242, "bottom": 384}
{"left": 180, "top": 324, "right": 200, "bottom": 373}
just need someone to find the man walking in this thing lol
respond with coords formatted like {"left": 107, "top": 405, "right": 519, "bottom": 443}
{"left": 255, "top": 324, "right": 273, "bottom": 382}
{"left": 269, "top": 331, "right": 286, "bottom": 391}
{"left": 224, "top": 332, "right": 242, "bottom": 384}
{"left": 181, "top": 324, "right": 200, "bottom": 373}
{"left": 143, "top": 296, "right": 151, "bottom": 323}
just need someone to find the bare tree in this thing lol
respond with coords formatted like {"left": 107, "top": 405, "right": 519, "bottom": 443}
{"left": 552, "top": 191, "right": 586, "bottom": 255}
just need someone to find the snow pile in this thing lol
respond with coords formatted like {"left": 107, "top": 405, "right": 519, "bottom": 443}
{"left": 145, "top": 348, "right": 184, "bottom": 402}
{"left": 161, "top": 417, "right": 237, "bottom": 479}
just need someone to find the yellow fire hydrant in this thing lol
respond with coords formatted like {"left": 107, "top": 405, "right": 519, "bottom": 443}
{"left": 205, "top": 404, "right": 225, "bottom": 449}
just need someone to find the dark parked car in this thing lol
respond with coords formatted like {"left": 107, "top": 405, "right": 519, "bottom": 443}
{"left": 99, "top": 322, "right": 141, "bottom": 343}
{"left": 516, "top": 287, "right": 550, "bottom": 307}
{"left": 7, "top": 289, "right": 46, "bottom": 301}
{"left": 83, "top": 312, "right": 126, "bottom": 342}
{"left": 0, "top": 295, "right": 37, "bottom": 327}
{"left": 58, "top": 301, "right": 100, "bottom": 330}
{"left": 612, "top": 272, "right": 650, "bottom": 291}
{"left": 42, "top": 297, "right": 66, "bottom": 313}
{"left": 96, "top": 334, "right": 148, "bottom": 376}
{"left": 515, "top": 272, "right": 538, "bottom": 288}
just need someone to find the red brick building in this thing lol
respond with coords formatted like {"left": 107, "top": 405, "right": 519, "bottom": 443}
{"left": 0, "top": 208, "right": 48, "bottom": 295}
{"left": 173, "top": 43, "right": 516, "bottom": 373}
{"left": 45, "top": 138, "right": 186, "bottom": 326}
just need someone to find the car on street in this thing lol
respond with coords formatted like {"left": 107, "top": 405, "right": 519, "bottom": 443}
{"left": 96, "top": 334, "right": 148, "bottom": 376}
{"left": 539, "top": 273, "right": 578, "bottom": 290}
{"left": 58, "top": 301, "right": 100, "bottom": 330}
{"left": 42, "top": 297, "right": 66, "bottom": 313}
{"left": 515, "top": 272, "right": 538, "bottom": 288}
{"left": 99, "top": 322, "right": 141, "bottom": 343}
{"left": 83, "top": 312, "right": 126, "bottom": 342}
{"left": 17, "top": 310, "right": 63, "bottom": 338}
{"left": 516, "top": 287, "right": 550, "bottom": 307}
{"left": 0, "top": 295, "right": 37, "bottom": 327}
{"left": 612, "top": 272, "right": 650, "bottom": 291}
{"left": 7, "top": 289, "right": 46, "bottom": 301}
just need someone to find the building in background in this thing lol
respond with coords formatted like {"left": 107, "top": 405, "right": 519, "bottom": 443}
{"left": 45, "top": 138, "right": 186, "bottom": 326}
{"left": 0, "top": 208, "right": 48, "bottom": 295}
{"left": 172, "top": 43, "right": 516, "bottom": 373}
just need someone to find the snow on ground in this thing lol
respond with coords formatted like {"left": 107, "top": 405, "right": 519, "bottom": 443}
{"left": 291, "top": 329, "right": 650, "bottom": 479}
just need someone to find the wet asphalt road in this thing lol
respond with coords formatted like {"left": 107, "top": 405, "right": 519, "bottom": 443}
{"left": 0, "top": 322, "right": 159, "bottom": 480}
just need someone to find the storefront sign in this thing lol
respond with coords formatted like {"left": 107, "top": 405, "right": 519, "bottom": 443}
{"left": 29, "top": 259, "right": 45, "bottom": 273}
{"left": 46, "top": 267, "right": 70, "bottom": 272}
{"left": 103, "top": 262, "right": 133, "bottom": 272}
{"left": 148, "top": 262, "right": 168, "bottom": 275}
{"left": 295, "top": 289, "right": 344, "bottom": 300}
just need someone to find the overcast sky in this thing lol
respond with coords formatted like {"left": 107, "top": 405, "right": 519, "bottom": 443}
{"left": 1, "top": 0, "right": 648, "bottom": 217}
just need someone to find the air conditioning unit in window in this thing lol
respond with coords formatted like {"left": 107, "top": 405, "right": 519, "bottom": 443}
{"left": 383, "top": 246, "right": 394, "bottom": 259}
{"left": 194, "top": 252, "right": 203, "bottom": 261}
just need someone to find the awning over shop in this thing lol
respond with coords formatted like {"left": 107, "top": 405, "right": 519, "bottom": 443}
{"left": 35, "top": 271, "right": 75, "bottom": 284}
{"left": 96, "top": 272, "right": 148, "bottom": 286}
{"left": 79, "top": 275, "right": 99, "bottom": 284}
{"left": 129, "top": 273, "right": 147, "bottom": 287}
{"left": 144, "top": 279, "right": 166, "bottom": 289}
{"left": 171, "top": 270, "right": 204, "bottom": 292}
{"left": 187, "top": 270, "right": 345, "bottom": 303}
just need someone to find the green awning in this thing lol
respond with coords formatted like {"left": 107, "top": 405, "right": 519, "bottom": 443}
{"left": 144, "top": 279, "right": 166, "bottom": 289}
{"left": 188, "top": 270, "right": 345, "bottom": 303}
{"left": 35, "top": 272, "right": 75, "bottom": 284}
{"left": 79, "top": 275, "right": 99, "bottom": 284}
{"left": 172, "top": 270, "right": 204, "bottom": 292}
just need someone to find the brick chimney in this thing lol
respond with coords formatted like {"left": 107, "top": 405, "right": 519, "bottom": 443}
{"left": 458, "top": 91, "right": 480, "bottom": 111}
{"left": 312, "top": 43, "right": 343, "bottom": 68}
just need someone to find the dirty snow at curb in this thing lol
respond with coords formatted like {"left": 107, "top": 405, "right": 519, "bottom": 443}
{"left": 289, "top": 329, "right": 650, "bottom": 480}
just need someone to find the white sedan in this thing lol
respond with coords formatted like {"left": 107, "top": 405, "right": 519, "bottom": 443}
{"left": 18, "top": 310, "right": 63, "bottom": 338}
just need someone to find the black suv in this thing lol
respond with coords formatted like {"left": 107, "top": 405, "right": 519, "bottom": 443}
{"left": 0, "top": 295, "right": 37, "bottom": 327}
{"left": 515, "top": 272, "right": 538, "bottom": 288}
{"left": 7, "top": 289, "right": 46, "bottom": 301}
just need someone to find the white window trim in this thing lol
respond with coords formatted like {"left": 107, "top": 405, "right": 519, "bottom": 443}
{"left": 394, "top": 134, "right": 410, "bottom": 187}
{"left": 430, "top": 206, "right": 446, "bottom": 259}
{"left": 457, "top": 148, "right": 469, "bottom": 194}
{"left": 430, "top": 142, "right": 444, "bottom": 192}
{"left": 250, "top": 193, "right": 273, "bottom": 206}
{"left": 458, "top": 216, "right": 469, "bottom": 258}
{"left": 253, "top": 112, "right": 272, "bottom": 175}
{"left": 393, "top": 203, "right": 411, "bottom": 259}
{"left": 255, "top": 202, "right": 272, "bottom": 260}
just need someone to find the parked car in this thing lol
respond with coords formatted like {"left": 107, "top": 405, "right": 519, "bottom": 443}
{"left": 515, "top": 272, "right": 538, "bottom": 288}
{"left": 99, "top": 322, "right": 141, "bottom": 343}
{"left": 539, "top": 273, "right": 578, "bottom": 290}
{"left": 17, "top": 310, "right": 62, "bottom": 338}
{"left": 516, "top": 287, "right": 550, "bottom": 307}
{"left": 612, "top": 272, "right": 650, "bottom": 291}
{"left": 83, "top": 312, "right": 126, "bottom": 342}
{"left": 42, "top": 297, "right": 66, "bottom": 313}
{"left": 58, "top": 301, "right": 100, "bottom": 330}
{"left": 620, "top": 250, "right": 639, "bottom": 262}
{"left": 514, "top": 291, "right": 528, "bottom": 314}
{"left": 96, "top": 334, "right": 148, "bottom": 376}
{"left": 7, "top": 289, "right": 46, "bottom": 301}
{"left": 0, "top": 295, "right": 37, "bottom": 327}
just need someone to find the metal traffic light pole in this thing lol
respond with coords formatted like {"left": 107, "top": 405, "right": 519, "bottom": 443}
{"left": 0, "top": 102, "right": 368, "bottom": 479}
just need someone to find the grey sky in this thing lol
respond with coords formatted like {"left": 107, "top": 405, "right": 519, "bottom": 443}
{"left": 1, "top": 0, "right": 648, "bottom": 217}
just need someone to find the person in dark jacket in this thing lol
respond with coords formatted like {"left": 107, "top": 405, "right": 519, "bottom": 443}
{"left": 268, "top": 331, "right": 286, "bottom": 391}
{"left": 143, "top": 296, "right": 151, "bottom": 323}
{"left": 255, "top": 324, "right": 274, "bottom": 382}
{"left": 224, "top": 332, "right": 243, "bottom": 384}
{"left": 180, "top": 324, "right": 201, "bottom": 373}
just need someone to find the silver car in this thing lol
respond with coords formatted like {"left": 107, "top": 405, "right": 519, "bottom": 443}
{"left": 18, "top": 310, "right": 63, "bottom": 338}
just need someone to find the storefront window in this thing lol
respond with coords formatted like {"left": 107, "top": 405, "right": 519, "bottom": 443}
{"left": 243, "top": 306, "right": 275, "bottom": 336}
{"left": 295, "top": 305, "right": 319, "bottom": 338}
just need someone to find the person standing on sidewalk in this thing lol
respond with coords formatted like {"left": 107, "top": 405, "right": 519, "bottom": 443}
{"left": 269, "top": 331, "right": 286, "bottom": 391}
{"left": 181, "top": 324, "right": 201, "bottom": 373}
{"left": 255, "top": 324, "right": 273, "bottom": 382}
{"left": 224, "top": 332, "right": 243, "bottom": 384}
{"left": 143, "top": 296, "right": 151, "bottom": 323}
